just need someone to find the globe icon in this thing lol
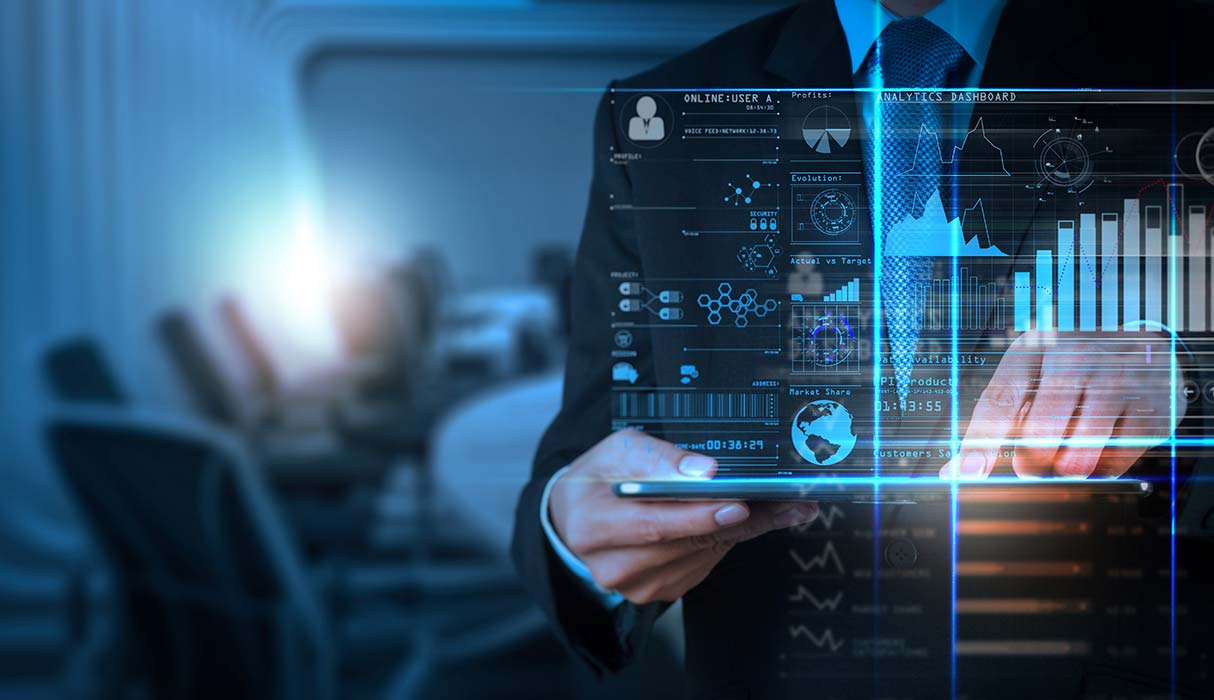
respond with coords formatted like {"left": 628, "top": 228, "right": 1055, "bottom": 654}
{"left": 791, "top": 400, "right": 857, "bottom": 466}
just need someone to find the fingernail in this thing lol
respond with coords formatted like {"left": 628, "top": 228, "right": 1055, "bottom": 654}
{"left": 714, "top": 503, "right": 749, "bottom": 526}
{"left": 777, "top": 504, "right": 817, "bottom": 528}
{"left": 961, "top": 452, "right": 987, "bottom": 477}
{"left": 679, "top": 454, "right": 715, "bottom": 477}
{"left": 797, "top": 503, "right": 819, "bottom": 521}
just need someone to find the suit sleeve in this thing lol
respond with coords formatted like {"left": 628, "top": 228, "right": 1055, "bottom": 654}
{"left": 511, "top": 86, "right": 664, "bottom": 675}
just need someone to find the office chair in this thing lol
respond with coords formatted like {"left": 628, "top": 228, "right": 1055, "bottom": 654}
{"left": 332, "top": 274, "right": 413, "bottom": 401}
{"left": 155, "top": 308, "right": 392, "bottom": 555}
{"left": 45, "top": 408, "right": 550, "bottom": 699}
{"left": 155, "top": 308, "right": 386, "bottom": 482}
{"left": 531, "top": 245, "right": 573, "bottom": 339}
{"left": 327, "top": 273, "right": 442, "bottom": 456}
{"left": 331, "top": 249, "right": 451, "bottom": 405}
{"left": 218, "top": 294, "right": 433, "bottom": 465}
{"left": 154, "top": 311, "right": 242, "bottom": 428}
{"left": 167, "top": 303, "right": 491, "bottom": 562}
{"left": 46, "top": 408, "right": 339, "bottom": 700}
{"left": 217, "top": 296, "right": 342, "bottom": 431}
{"left": 394, "top": 246, "right": 451, "bottom": 345}
{"left": 42, "top": 338, "right": 127, "bottom": 404}
{"left": 217, "top": 296, "right": 280, "bottom": 403}
{"left": 328, "top": 266, "right": 462, "bottom": 559}
{"left": 224, "top": 289, "right": 478, "bottom": 562}
{"left": 35, "top": 337, "right": 129, "bottom": 693}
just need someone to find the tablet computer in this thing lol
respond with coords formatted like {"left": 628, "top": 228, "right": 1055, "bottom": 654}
{"left": 612, "top": 477, "right": 1153, "bottom": 503}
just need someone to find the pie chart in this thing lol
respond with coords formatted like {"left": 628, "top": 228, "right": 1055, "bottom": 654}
{"left": 802, "top": 106, "right": 851, "bottom": 154}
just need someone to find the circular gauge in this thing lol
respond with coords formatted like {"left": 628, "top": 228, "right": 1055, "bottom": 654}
{"left": 1038, "top": 136, "right": 1092, "bottom": 187}
{"left": 1197, "top": 127, "right": 1214, "bottom": 186}
{"left": 809, "top": 189, "right": 856, "bottom": 235}
{"left": 808, "top": 314, "right": 855, "bottom": 367}
{"left": 1175, "top": 131, "right": 1204, "bottom": 179}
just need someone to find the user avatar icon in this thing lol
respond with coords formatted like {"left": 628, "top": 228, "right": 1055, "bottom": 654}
{"left": 628, "top": 96, "right": 666, "bottom": 142}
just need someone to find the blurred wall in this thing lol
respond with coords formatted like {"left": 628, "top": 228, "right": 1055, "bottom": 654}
{"left": 303, "top": 49, "right": 662, "bottom": 290}
{"left": 297, "top": 3, "right": 788, "bottom": 289}
{"left": 0, "top": 1, "right": 306, "bottom": 694}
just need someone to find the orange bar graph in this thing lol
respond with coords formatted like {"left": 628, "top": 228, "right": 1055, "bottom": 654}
{"left": 958, "top": 491, "right": 1090, "bottom": 504}
{"left": 956, "top": 561, "right": 1091, "bottom": 577}
{"left": 956, "top": 598, "right": 1091, "bottom": 614}
{"left": 957, "top": 519, "right": 1090, "bottom": 536}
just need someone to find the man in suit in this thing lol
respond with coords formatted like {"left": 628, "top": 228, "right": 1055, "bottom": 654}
{"left": 513, "top": 1, "right": 1211, "bottom": 697}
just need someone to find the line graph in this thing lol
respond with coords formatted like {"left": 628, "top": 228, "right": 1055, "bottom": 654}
{"left": 900, "top": 117, "right": 1011, "bottom": 178}
{"left": 883, "top": 190, "right": 1007, "bottom": 258}
{"left": 788, "top": 541, "right": 846, "bottom": 575}
{"left": 788, "top": 625, "right": 846, "bottom": 652}
{"left": 787, "top": 587, "right": 844, "bottom": 611}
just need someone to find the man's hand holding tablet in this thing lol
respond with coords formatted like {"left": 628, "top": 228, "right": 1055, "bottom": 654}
{"left": 549, "top": 429, "right": 819, "bottom": 604}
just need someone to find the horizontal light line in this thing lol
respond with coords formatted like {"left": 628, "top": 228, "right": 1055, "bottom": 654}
{"left": 954, "top": 640, "right": 1090, "bottom": 657}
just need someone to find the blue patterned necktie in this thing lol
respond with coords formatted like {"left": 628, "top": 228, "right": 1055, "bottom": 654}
{"left": 862, "top": 17, "right": 972, "bottom": 411}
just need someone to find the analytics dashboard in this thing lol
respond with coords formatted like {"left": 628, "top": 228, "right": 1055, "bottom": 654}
{"left": 605, "top": 88, "right": 1213, "bottom": 478}
{"left": 597, "top": 87, "right": 1213, "bottom": 696}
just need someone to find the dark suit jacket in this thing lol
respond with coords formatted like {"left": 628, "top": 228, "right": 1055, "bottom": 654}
{"left": 513, "top": 2, "right": 1213, "bottom": 698}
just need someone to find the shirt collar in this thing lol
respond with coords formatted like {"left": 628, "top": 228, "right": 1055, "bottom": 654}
{"left": 832, "top": 0, "right": 1007, "bottom": 75}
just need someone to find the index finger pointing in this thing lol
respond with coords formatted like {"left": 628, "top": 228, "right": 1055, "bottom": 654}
{"left": 952, "top": 336, "right": 1041, "bottom": 478}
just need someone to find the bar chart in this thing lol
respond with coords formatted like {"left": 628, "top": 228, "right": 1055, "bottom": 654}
{"left": 1012, "top": 198, "right": 1211, "bottom": 333}
{"left": 824, "top": 278, "right": 861, "bottom": 303}
{"left": 915, "top": 267, "right": 1007, "bottom": 332}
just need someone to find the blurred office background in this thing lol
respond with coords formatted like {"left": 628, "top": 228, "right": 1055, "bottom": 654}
{"left": 0, "top": 0, "right": 786, "bottom": 697}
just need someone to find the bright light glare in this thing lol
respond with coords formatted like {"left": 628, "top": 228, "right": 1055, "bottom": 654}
{"left": 259, "top": 204, "right": 344, "bottom": 365}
